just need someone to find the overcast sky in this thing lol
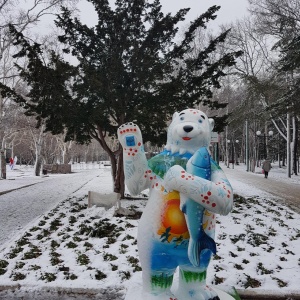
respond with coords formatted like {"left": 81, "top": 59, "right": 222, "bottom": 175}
{"left": 77, "top": 0, "right": 249, "bottom": 31}
{"left": 160, "top": 0, "right": 249, "bottom": 27}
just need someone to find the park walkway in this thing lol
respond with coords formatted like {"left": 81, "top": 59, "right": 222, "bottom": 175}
{"left": 0, "top": 168, "right": 103, "bottom": 248}
{"left": 223, "top": 164, "right": 300, "bottom": 213}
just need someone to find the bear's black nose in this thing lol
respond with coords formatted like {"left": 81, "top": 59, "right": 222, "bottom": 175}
{"left": 183, "top": 125, "right": 193, "bottom": 133}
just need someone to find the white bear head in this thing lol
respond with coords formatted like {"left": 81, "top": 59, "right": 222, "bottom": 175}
{"left": 165, "top": 109, "right": 214, "bottom": 155}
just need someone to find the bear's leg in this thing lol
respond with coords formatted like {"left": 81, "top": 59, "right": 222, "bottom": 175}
{"left": 176, "top": 250, "right": 219, "bottom": 300}
{"left": 140, "top": 269, "right": 177, "bottom": 299}
{"left": 149, "top": 270, "right": 176, "bottom": 298}
{"left": 140, "top": 245, "right": 178, "bottom": 299}
{"left": 177, "top": 268, "right": 219, "bottom": 300}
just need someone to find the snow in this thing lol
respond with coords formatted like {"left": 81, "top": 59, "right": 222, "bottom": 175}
{"left": 0, "top": 162, "right": 299, "bottom": 299}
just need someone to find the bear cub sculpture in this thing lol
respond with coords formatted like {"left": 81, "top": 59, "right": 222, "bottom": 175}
{"left": 117, "top": 109, "right": 233, "bottom": 300}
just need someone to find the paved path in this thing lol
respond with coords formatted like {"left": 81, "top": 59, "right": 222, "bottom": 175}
{"left": 223, "top": 166, "right": 300, "bottom": 213}
{"left": 0, "top": 169, "right": 101, "bottom": 248}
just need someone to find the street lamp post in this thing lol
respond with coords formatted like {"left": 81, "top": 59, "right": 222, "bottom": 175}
{"left": 235, "top": 139, "right": 239, "bottom": 165}
{"left": 227, "top": 139, "right": 239, "bottom": 169}
{"left": 256, "top": 130, "right": 273, "bottom": 160}
{"left": 226, "top": 139, "right": 231, "bottom": 168}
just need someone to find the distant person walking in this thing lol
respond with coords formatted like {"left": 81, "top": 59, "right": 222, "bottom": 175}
{"left": 13, "top": 156, "right": 18, "bottom": 168}
{"left": 262, "top": 158, "right": 272, "bottom": 178}
{"left": 9, "top": 157, "right": 14, "bottom": 170}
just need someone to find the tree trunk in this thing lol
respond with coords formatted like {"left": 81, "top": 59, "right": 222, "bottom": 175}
{"left": 34, "top": 155, "right": 42, "bottom": 176}
{"left": 0, "top": 149, "right": 6, "bottom": 179}
{"left": 293, "top": 116, "right": 298, "bottom": 175}
{"left": 287, "top": 112, "right": 291, "bottom": 177}
{"left": 114, "top": 151, "right": 125, "bottom": 197}
{"left": 108, "top": 145, "right": 125, "bottom": 198}
{"left": 62, "top": 143, "right": 68, "bottom": 164}
{"left": 92, "top": 126, "right": 125, "bottom": 199}
{"left": 32, "top": 124, "right": 45, "bottom": 176}
{"left": 34, "top": 143, "right": 42, "bottom": 176}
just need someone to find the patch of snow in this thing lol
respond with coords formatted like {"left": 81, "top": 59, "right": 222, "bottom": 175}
{"left": 0, "top": 162, "right": 299, "bottom": 299}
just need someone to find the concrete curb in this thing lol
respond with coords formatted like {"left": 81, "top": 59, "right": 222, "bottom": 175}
{"left": 237, "top": 289, "right": 300, "bottom": 300}
{"left": 0, "top": 183, "right": 38, "bottom": 196}
{"left": 1, "top": 285, "right": 300, "bottom": 300}
{"left": 0, "top": 285, "right": 124, "bottom": 300}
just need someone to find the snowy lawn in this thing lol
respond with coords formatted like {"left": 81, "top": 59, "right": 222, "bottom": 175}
{"left": 0, "top": 163, "right": 299, "bottom": 298}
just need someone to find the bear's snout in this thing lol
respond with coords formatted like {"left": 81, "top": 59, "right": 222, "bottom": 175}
{"left": 183, "top": 125, "right": 193, "bottom": 133}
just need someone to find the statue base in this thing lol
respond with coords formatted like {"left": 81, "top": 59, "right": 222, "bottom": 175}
{"left": 124, "top": 277, "right": 241, "bottom": 300}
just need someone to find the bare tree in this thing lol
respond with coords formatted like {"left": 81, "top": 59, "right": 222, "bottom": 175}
{"left": 248, "top": 0, "right": 300, "bottom": 176}
{"left": 0, "top": 0, "right": 79, "bottom": 178}
{"left": 219, "top": 16, "right": 286, "bottom": 171}
{"left": 248, "top": 0, "right": 300, "bottom": 38}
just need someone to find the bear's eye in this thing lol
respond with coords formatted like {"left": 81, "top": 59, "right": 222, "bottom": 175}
{"left": 180, "top": 117, "right": 185, "bottom": 121}
{"left": 198, "top": 119, "right": 203, "bottom": 123}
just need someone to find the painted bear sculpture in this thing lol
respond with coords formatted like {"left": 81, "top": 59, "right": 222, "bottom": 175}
{"left": 117, "top": 109, "right": 233, "bottom": 300}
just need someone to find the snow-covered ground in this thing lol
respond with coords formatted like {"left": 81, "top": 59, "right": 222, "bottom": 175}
{"left": 0, "top": 162, "right": 299, "bottom": 299}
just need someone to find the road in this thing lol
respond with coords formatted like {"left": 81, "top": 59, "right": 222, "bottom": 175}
{"left": 0, "top": 169, "right": 101, "bottom": 248}
{"left": 223, "top": 165, "right": 300, "bottom": 213}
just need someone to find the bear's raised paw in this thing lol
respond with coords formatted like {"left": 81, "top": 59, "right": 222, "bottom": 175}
{"left": 117, "top": 123, "right": 143, "bottom": 155}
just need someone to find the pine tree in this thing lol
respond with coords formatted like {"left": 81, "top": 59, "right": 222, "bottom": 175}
{"left": 2, "top": 0, "right": 242, "bottom": 196}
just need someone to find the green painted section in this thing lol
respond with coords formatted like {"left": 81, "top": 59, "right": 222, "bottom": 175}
{"left": 151, "top": 273, "right": 173, "bottom": 289}
{"left": 148, "top": 154, "right": 188, "bottom": 179}
{"left": 179, "top": 269, "right": 207, "bottom": 283}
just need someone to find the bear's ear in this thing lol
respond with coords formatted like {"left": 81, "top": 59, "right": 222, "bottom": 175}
{"left": 172, "top": 112, "right": 179, "bottom": 121}
{"left": 209, "top": 118, "right": 215, "bottom": 131}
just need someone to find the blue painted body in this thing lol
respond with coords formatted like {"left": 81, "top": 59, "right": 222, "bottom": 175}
{"left": 182, "top": 147, "right": 217, "bottom": 267}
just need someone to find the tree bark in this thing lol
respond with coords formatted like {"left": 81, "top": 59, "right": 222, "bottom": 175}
{"left": 92, "top": 126, "right": 125, "bottom": 199}
{"left": 32, "top": 124, "right": 45, "bottom": 176}
{"left": 292, "top": 116, "right": 298, "bottom": 175}
{"left": 34, "top": 154, "right": 42, "bottom": 176}
{"left": 114, "top": 150, "right": 125, "bottom": 197}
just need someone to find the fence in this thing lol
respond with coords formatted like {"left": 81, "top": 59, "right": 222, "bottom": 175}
{"left": 71, "top": 161, "right": 111, "bottom": 171}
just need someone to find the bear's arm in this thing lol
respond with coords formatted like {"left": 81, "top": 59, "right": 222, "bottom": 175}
{"left": 123, "top": 149, "right": 150, "bottom": 196}
{"left": 164, "top": 165, "right": 233, "bottom": 216}
{"left": 118, "top": 123, "right": 151, "bottom": 196}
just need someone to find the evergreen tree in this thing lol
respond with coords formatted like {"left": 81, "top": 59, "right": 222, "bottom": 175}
{"left": 1, "top": 0, "right": 242, "bottom": 196}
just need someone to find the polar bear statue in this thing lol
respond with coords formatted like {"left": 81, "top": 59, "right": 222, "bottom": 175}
{"left": 117, "top": 109, "right": 233, "bottom": 300}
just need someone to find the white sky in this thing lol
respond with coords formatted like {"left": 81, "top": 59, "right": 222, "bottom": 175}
{"left": 160, "top": 0, "right": 249, "bottom": 26}
{"left": 77, "top": 0, "right": 249, "bottom": 31}
{"left": 26, "top": 0, "right": 250, "bottom": 39}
